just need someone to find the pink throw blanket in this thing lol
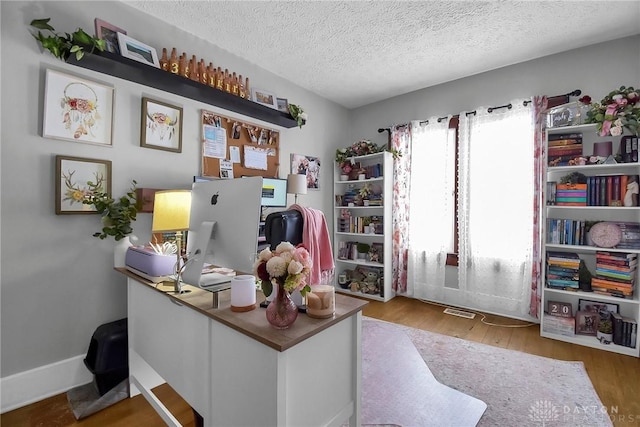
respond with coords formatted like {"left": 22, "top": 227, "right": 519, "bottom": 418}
{"left": 289, "top": 204, "right": 334, "bottom": 284}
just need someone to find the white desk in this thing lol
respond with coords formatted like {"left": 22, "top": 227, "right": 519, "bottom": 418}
{"left": 120, "top": 269, "right": 368, "bottom": 427}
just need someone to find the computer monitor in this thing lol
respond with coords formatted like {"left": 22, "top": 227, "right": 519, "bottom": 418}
{"left": 261, "top": 178, "right": 287, "bottom": 207}
{"left": 181, "top": 176, "right": 263, "bottom": 291}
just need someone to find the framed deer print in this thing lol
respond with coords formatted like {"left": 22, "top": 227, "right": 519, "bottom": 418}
{"left": 140, "top": 97, "right": 183, "bottom": 153}
{"left": 43, "top": 69, "right": 114, "bottom": 146}
{"left": 55, "top": 155, "right": 112, "bottom": 214}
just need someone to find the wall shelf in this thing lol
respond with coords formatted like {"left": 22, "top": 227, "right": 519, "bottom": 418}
{"left": 66, "top": 50, "right": 300, "bottom": 129}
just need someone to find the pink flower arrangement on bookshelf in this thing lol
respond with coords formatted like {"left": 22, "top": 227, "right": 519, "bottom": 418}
{"left": 584, "top": 86, "right": 640, "bottom": 136}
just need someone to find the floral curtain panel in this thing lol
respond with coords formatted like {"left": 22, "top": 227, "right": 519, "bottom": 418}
{"left": 529, "top": 96, "right": 548, "bottom": 319}
{"left": 390, "top": 125, "right": 411, "bottom": 293}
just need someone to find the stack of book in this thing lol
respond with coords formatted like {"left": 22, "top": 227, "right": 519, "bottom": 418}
{"left": 616, "top": 222, "right": 640, "bottom": 250}
{"left": 366, "top": 194, "right": 383, "bottom": 206}
{"left": 546, "top": 251, "right": 580, "bottom": 289}
{"left": 592, "top": 251, "right": 637, "bottom": 298}
{"left": 555, "top": 183, "right": 587, "bottom": 206}
{"left": 611, "top": 312, "right": 638, "bottom": 347}
{"left": 548, "top": 133, "right": 583, "bottom": 166}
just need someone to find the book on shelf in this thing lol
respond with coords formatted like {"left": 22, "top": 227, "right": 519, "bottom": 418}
{"left": 619, "top": 135, "right": 638, "bottom": 163}
{"left": 596, "top": 251, "right": 638, "bottom": 261}
{"left": 621, "top": 317, "right": 637, "bottom": 348}
{"left": 611, "top": 312, "right": 624, "bottom": 345}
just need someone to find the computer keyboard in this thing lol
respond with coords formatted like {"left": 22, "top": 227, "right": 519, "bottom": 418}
{"left": 199, "top": 272, "right": 232, "bottom": 292}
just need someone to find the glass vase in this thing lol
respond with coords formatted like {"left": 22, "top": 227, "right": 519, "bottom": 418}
{"left": 266, "top": 282, "right": 298, "bottom": 329}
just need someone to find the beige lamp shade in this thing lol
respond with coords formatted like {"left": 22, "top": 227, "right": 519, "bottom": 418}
{"left": 287, "top": 174, "right": 308, "bottom": 196}
{"left": 152, "top": 190, "right": 192, "bottom": 232}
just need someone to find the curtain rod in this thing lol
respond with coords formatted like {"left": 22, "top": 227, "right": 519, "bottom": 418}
{"left": 380, "top": 89, "right": 580, "bottom": 128}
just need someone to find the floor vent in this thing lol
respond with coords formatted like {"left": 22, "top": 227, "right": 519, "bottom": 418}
{"left": 443, "top": 308, "right": 476, "bottom": 319}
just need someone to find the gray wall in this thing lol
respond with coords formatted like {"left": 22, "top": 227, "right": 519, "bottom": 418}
{"left": 1, "top": 1, "right": 348, "bottom": 377}
{"left": 2, "top": 0, "right": 639, "bottom": 384}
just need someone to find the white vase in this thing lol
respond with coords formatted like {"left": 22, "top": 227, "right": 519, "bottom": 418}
{"left": 114, "top": 235, "right": 134, "bottom": 268}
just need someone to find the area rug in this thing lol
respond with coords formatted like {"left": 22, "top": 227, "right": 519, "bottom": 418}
{"left": 363, "top": 318, "right": 613, "bottom": 427}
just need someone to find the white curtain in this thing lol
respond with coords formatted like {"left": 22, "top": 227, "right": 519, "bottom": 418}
{"left": 406, "top": 118, "right": 453, "bottom": 299}
{"left": 458, "top": 101, "right": 535, "bottom": 317}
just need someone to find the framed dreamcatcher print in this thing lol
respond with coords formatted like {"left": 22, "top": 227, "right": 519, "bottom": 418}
{"left": 42, "top": 69, "right": 114, "bottom": 146}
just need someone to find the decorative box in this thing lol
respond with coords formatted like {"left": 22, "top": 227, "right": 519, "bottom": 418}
{"left": 542, "top": 314, "right": 576, "bottom": 337}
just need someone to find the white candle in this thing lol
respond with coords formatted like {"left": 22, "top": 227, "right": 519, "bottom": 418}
{"left": 230, "top": 275, "right": 257, "bottom": 312}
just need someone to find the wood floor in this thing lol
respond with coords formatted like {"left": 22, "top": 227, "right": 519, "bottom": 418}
{"left": 3, "top": 296, "right": 639, "bottom": 426}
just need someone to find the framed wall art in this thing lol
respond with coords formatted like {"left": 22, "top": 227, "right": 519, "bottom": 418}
{"left": 116, "top": 33, "right": 160, "bottom": 68}
{"left": 43, "top": 69, "right": 114, "bottom": 146}
{"left": 55, "top": 155, "right": 112, "bottom": 215}
{"left": 252, "top": 88, "right": 277, "bottom": 109}
{"left": 94, "top": 18, "right": 126, "bottom": 54}
{"left": 291, "top": 153, "right": 321, "bottom": 190}
{"left": 140, "top": 97, "right": 183, "bottom": 153}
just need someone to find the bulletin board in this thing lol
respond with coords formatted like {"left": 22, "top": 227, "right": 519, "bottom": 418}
{"left": 201, "top": 110, "right": 280, "bottom": 179}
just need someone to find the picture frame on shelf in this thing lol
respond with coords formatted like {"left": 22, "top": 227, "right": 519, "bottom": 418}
{"left": 140, "top": 97, "right": 183, "bottom": 153}
{"left": 276, "top": 97, "right": 289, "bottom": 113}
{"left": 94, "top": 18, "right": 126, "bottom": 54}
{"left": 43, "top": 69, "right": 114, "bottom": 146}
{"left": 55, "top": 155, "right": 112, "bottom": 215}
{"left": 578, "top": 299, "right": 619, "bottom": 315}
{"left": 116, "top": 33, "right": 160, "bottom": 68}
{"left": 575, "top": 310, "right": 599, "bottom": 336}
{"left": 291, "top": 153, "right": 321, "bottom": 190}
{"left": 252, "top": 88, "right": 277, "bottom": 109}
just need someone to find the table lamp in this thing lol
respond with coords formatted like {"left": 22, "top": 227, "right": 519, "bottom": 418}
{"left": 287, "top": 174, "right": 307, "bottom": 204}
{"left": 152, "top": 190, "right": 192, "bottom": 293}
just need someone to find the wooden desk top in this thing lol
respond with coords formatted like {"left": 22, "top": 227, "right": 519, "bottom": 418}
{"left": 118, "top": 268, "right": 368, "bottom": 352}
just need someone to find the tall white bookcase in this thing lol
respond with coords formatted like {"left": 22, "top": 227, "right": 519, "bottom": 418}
{"left": 333, "top": 151, "right": 394, "bottom": 302}
{"left": 541, "top": 123, "right": 639, "bottom": 357}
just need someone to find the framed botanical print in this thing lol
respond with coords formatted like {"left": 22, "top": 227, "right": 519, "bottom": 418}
{"left": 55, "top": 155, "right": 112, "bottom": 214}
{"left": 43, "top": 69, "right": 114, "bottom": 146}
{"left": 140, "top": 97, "right": 183, "bottom": 153}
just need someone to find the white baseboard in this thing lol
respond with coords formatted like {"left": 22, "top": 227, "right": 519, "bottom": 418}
{"left": 1, "top": 355, "right": 93, "bottom": 413}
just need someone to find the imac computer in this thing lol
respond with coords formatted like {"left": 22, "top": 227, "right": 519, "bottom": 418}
{"left": 181, "top": 176, "right": 263, "bottom": 292}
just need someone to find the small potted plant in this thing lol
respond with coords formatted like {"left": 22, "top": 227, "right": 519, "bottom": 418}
{"left": 83, "top": 180, "right": 138, "bottom": 267}
{"left": 597, "top": 317, "right": 613, "bottom": 344}
{"left": 356, "top": 243, "right": 370, "bottom": 260}
{"left": 83, "top": 180, "right": 138, "bottom": 241}
{"left": 29, "top": 18, "right": 106, "bottom": 61}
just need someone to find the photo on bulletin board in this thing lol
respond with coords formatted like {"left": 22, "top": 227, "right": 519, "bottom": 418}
{"left": 291, "top": 153, "right": 321, "bottom": 190}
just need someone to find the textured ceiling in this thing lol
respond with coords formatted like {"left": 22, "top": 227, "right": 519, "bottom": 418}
{"left": 124, "top": 1, "right": 640, "bottom": 109}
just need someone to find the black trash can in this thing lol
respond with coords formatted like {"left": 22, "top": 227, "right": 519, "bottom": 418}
{"left": 83, "top": 318, "right": 129, "bottom": 396}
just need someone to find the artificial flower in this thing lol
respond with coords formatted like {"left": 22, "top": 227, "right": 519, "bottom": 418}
{"left": 254, "top": 241, "right": 312, "bottom": 297}
{"left": 288, "top": 104, "right": 307, "bottom": 128}
{"left": 584, "top": 86, "right": 640, "bottom": 136}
